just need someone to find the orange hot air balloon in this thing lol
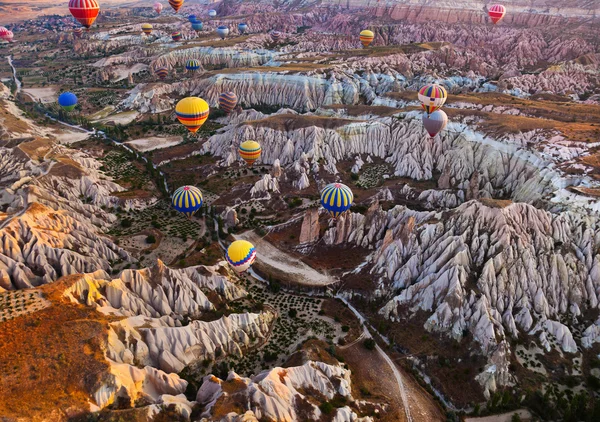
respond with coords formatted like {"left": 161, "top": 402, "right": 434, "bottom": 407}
{"left": 359, "top": 30, "right": 374, "bottom": 48}
{"left": 68, "top": 0, "right": 100, "bottom": 29}
{"left": 168, "top": 0, "right": 183, "bottom": 13}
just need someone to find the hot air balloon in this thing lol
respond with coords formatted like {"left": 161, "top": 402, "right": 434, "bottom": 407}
{"left": 58, "top": 92, "right": 78, "bottom": 111}
{"left": 171, "top": 185, "right": 203, "bottom": 217}
{"left": 239, "top": 140, "right": 261, "bottom": 166}
{"left": 171, "top": 31, "right": 182, "bottom": 41}
{"left": 155, "top": 67, "right": 168, "bottom": 80}
{"left": 218, "top": 91, "right": 238, "bottom": 114}
{"left": 208, "top": 9, "right": 217, "bottom": 17}
{"left": 175, "top": 97, "right": 209, "bottom": 133}
{"left": 422, "top": 110, "right": 448, "bottom": 138}
{"left": 488, "top": 4, "right": 506, "bottom": 24}
{"left": 271, "top": 31, "right": 281, "bottom": 42}
{"left": 191, "top": 22, "right": 203, "bottom": 32}
{"left": 226, "top": 240, "right": 256, "bottom": 274}
{"left": 418, "top": 84, "right": 448, "bottom": 115}
{"left": 141, "top": 23, "right": 153, "bottom": 35}
{"left": 216, "top": 26, "right": 229, "bottom": 39}
{"left": 153, "top": 2, "right": 163, "bottom": 14}
{"left": 238, "top": 23, "right": 247, "bottom": 34}
{"left": 68, "top": 0, "right": 100, "bottom": 29}
{"left": 168, "top": 0, "right": 183, "bottom": 13}
{"left": 359, "top": 30, "right": 374, "bottom": 48}
{"left": 0, "top": 28, "right": 13, "bottom": 42}
{"left": 73, "top": 27, "right": 84, "bottom": 38}
{"left": 186, "top": 59, "right": 201, "bottom": 72}
{"left": 3, "top": 30, "right": 14, "bottom": 42}
{"left": 188, "top": 14, "right": 197, "bottom": 23}
{"left": 320, "top": 183, "right": 353, "bottom": 218}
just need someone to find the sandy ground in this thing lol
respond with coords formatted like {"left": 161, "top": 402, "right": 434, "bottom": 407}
{"left": 88, "top": 106, "right": 115, "bottom": 121}
{"left": 23, "top": 87, "right": 57, "bottom": 104}
{"left": 465, "top": 410, "right": 532, "bottom": 422}
{"left": 112, "top": 63, "right": 148, "bottom": 82}
{"left": 234, "top": 231, "right": 337, "bottom": 287}
{"left": 53, "top": 128, "right": 90, "bottom": 144}
{"left": 126, "top": 136, "right": 183, "bottom": 152}
{"left": 94, "top": 110, "right": 139, "bottom": 125}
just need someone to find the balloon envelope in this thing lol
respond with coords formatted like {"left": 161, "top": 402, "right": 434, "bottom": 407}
{"left": 219, "top": 91, "right": 238, "bottom": 114}
{"left": 216, "top": 26, "right": 229, "bottom": 39}
{"left": 153, "top": 2, "right": 163, "bottom": 14}
{"left": 226, "top": 240, "right": 256, "bottom": 274}
{"left": 239, "top": 140, "right": 261, "bottom": 166}
{"left": 192, "top": 21, "right": 203, "bottom": 32}
{"left": 68, "top": 0, "right": 100, "bottom": 29}
{"left": 58, "top": 92, "right": 78, "bottom": 111}
{"left": 171, "top": 31, "right": 182, "bottom": 41}
{"left": 271, "top": 31, "right": 281, "bottom": 41}
{"left": 488, "top": 4, "right": 506, "bottom": 24}
{"left": 418, "top": 84, "right": 448, "bottom": 115}
{"left": 172, "top": 185, "right": 203, "bottom": 217}
{"left": 238, "top": 23, "right": 247, "bottom": 34}
{"left": 141, "top": 23, "right": 153, "bottom": 35}
{"left": 188, "top": 14, "right": 197, "bottom": 23}
{"left": 320, "top": 183, "right": 353, "bottom": 218}
{"left": 422, "top": 110, "right": 448, "bottom": 138}
{"left": 359, "top": 29, "right": 374, "bottom": 47}
{"left": 186, "top": 59, "right": 201, "bottom": 71}
{"left": 168, "top": 0, "right": 183, "bottom": 13}
{"left": 155, "top": 67, "right": 168, "bottom": 80}
{"left": 73, "top": 27, "right": 84, "bottom": 38}
{"left": 208, "top": 9, "right": 217, "bottom": 17}
{"left": 175, "top": 97, "right": 209, "bottom": 133}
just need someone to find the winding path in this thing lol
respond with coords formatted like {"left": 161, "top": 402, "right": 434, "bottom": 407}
{"left": 6, "top": 56, "right": 21, "bottom": 92}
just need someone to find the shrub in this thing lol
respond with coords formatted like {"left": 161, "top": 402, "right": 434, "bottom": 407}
{"left": 121, "top": 219, "right": 132, "bottom": 228}
{"left": 363, "top": 338, "right": 376, "bottom": 350}
{"left": 319, "top": 402, "right": 334, "bottom": 414}
{"left": 341, "top": 325, "right": 350, "bottom": 332}
{"left": 288, "top": 309, "right": 297, "bottom": 318}
{"left": 145, "top": 235, "right": 156, "bottom": 244}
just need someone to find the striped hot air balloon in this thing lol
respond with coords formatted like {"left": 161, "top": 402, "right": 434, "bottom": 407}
{"left": 422, "top": 110, "right": 448, "bottom": 138}
{"left": 226, "top": 240, "right": 256, "bottom": 274}
{"left": 239, "top": 140, "right": 261, "bottom": 166}
{"left": 271, "top": 31, "right": 281, "bottom": 42}
{"left": 155, "top": 67, "right": 168, "bottom": 80}
{"left": 208, "top": 9, "right": 217, "bottom": 17}
{"left": 238, "top": 23, "right": 248, "bottom": 34}
{"left": 73, "top": 27, "right": 84, "bottom": 38}
{"left": 0, "top": 27, "right": 9, "bottom": 41}
{"left": 320, "top": 183, "right": 353, "bottom": 218}
{"left": 171, "top": 31, "right": 182, "bottom": 41}
{"left": 168, "top": 0, "right": 183, "bottom": 13}
{"left": 175, "top": 97, "right": 209, "bottom": 133}
{"left": 359, "top": 29, "right": 374, "bottom": 48}
{"left": 418, "top": 84, "right": 448, "bottom": 115}
{"left": 488, "top": 4, "right": 506, "bottom": 24}
{"left": 171, "top": 185, "right": 203, "bottom": 217}
{"left": 58, "top": 92, "right": 78, "bottom": 111}
{"left": 154, "top": 2, "right": 163, "bottom": 14}
{"left": 218, "top": 91, "right": 238, "bottom": 114}
{"left": 2, "top": 30, "right": 14, "bottom": 42}
{"left": 141, "top": 23, "right": 153, "bottom": 35}
{"left": 68, "top": 0, "right": 100, "bottom": 29}
{"left": 216, "top": 26, "right": 229, "bottom": 39}
{"left": 191, "top": 21, "right": 203, "bottom": 32}
{"left": 186, "top": 59, "right": 201, "bottom": 71}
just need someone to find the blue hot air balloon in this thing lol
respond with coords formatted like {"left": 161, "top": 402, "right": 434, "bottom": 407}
{"left": 58, "top": 92, "right": 78, "bottom": 111}
{"left": 238, "top": 23, "right": 248, "bottom": 34}
{"left": 208, "top": 9, "right": 217, "bottom": 17}
{"left": 320, "top": 183, "right": 353, "bottom": 218}
{"left": 188, "top": 14, "right": 197, "bottom": 23}
{"left": 172, "top": 185, "right": 203, "bottom": 217}
{"left": 216, "top": 25, "right": 229, "bottom": 39}
{"left": 186, "top": 59, "right": 201, "bottom": 71}
{"left": 191, "top": 21, "right": 203, "bottom": 32}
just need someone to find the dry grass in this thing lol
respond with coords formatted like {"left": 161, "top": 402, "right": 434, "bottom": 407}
{"left": 18, "top": 138, "right": 85, "bottom": 178}
{"left": 478, "top": 198, "right": 513, "bottom": 208}
{"left": 323, "top": 104, "right": 400, "bottom": 117}
{"left": 248, "top": 114, "right": 358, "bottom": 131}
{"left": 0, "top": 276, "right": 120, "bottom": 421}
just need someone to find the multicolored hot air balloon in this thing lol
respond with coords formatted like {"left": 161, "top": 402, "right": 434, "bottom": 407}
{"left": 186, "top": 59, "right": 201, "bottom": 71}
{"left": 208, "top": 9, "right": 217, "bottom": 17}
{"left": 422, "top": 110, "right": 448, "bottom": 138}
{"left": 271, "top": 31, "right": 281, "bottom": 42}
{"left": 188, "top": 14, "right": 197, "bottom": 23}
{"left": 238, "top": 23, "right": 247, "bottom": 34}
{"left": 218, "top": 91, "right": 238, "bottom": 114}
{"left": 68, "top": 0, "right": 100, "bottom": 29}
{"left": 418, "top": 84, "right": 448, "bottom": 115}
{"left": 226, "top": 240, "right": 256, "bottom": 274}
{"left": 320, "top": 183, "right": 353, "bottom": 218}
{"left": 171, "top": 31, "right": 182, "bottom": 41}
{"left": 172, "top": 185, "right": 203, "bottom": 217}
{"left": 168, "top": 0, "right": 183, "bottom": 13}
{"left": 239, "top": 140, "right": 261, "bottom": 166}
{"left": 359, "top": 30, "right": 374, "bottom": 48}
{"left": 216, "top": 26, "right": 229, "bottom": 39}
{"left": 155, "top": 67, "right": 168, "bottom": 80}
{"left": 141, "top": 23, "right": 153, "bottom": 35}
{"left": 191, "top": 21, "right": 203, "bottom": 32}
{"left": 73, "top": 27, "right": 84, "bottom": 38}
{"left": 58, "top": 92, "right": 78, "bottom": 111}
{"left": 0, "top": 28, "right": 14, "bottom": 42}
{"left": 488, "top": 4, "right": 506, "bottom": 24}
{"left": 175, "top": 97, "right": 209, "bottom": 133}
{"left": 153, "top": 2, "right": 163, "bottom": 14}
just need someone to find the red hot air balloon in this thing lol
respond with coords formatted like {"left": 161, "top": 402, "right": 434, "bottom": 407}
{"left": 488, "top": 4, "right": 506, "bottom": 24}
{"left": 68, "top": 0, "right": 100, "bottom": 29}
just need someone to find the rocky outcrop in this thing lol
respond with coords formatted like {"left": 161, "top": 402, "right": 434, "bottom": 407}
{"left": 299, "top": 208, "right": 320, "bottom": 244}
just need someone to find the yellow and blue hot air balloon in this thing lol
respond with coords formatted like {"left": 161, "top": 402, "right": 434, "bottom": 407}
{"left": 141, "top": 23, "right": 153, "bottom": 35}
{"left": 186, "top": 59, "right": 201, "bottom": 72}
{"left": 172, "top": 185, "right": 203, "bottom": 217}
{"left": 226, "top": 240, "right": 256, "bottom": 274}
{"left": 320, "top": 183, "right": 353, "bottom": 218}
{"left": 239, "top": 140, "right": 261, "bottom": 166}
{"left": 58, "top": 92, "right": 78, "bottom": 111}
{"left": 175, "top": 97, "right": 209, "bottom": 133}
